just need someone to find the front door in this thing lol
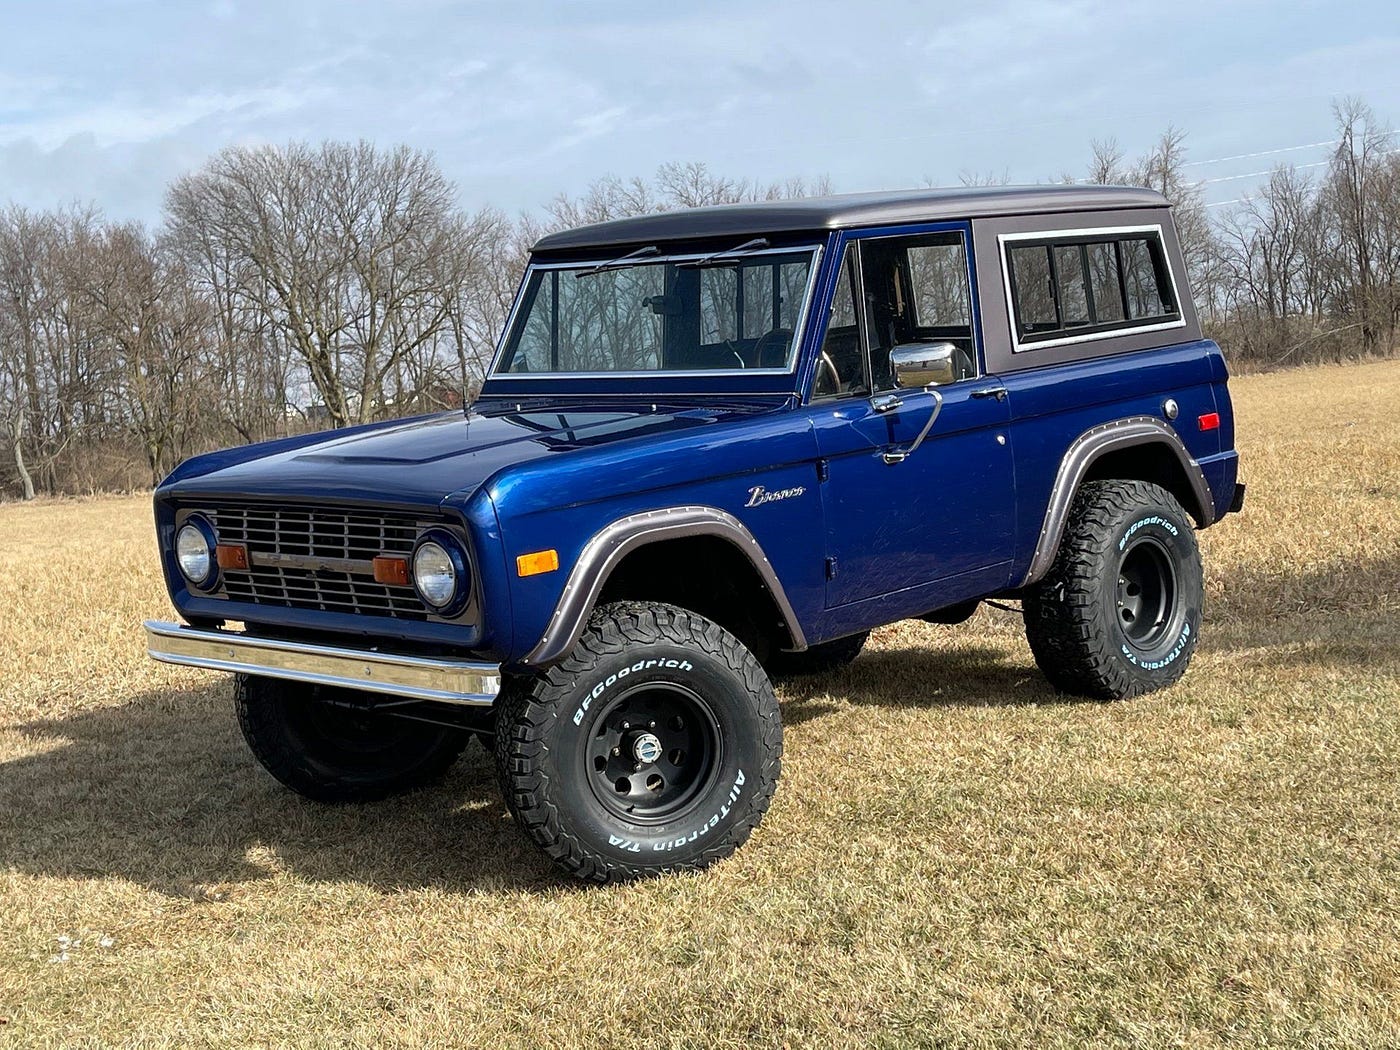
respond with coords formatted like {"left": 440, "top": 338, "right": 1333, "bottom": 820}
{"left": 811, "top": 229, "right": 1016, "bottom": 611}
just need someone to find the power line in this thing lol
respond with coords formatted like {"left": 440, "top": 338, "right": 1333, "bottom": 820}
{"left": 1199, "top": 159, "right": 1332, "bottom": 185}
{"left": 1186, "top": 129, "right": 1397, "bottom": 172}
{"left": 1185, "top": 140, "right": 1337, "bottom": 167}
{"left": 1202, "top": 147, "right": 1400, "bottom": 206}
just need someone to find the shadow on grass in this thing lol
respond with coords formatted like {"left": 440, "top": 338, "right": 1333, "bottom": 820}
{"left": 778, "top": 643, "right": 1069, "bottom": 727}
{"left": 0, "top": 684, "right": 558, "bottom": 897}
{"left": 7, "top": 551, "right": 1395, "bottom": 898}
{"left": 0, "top": 644, "right": 1070, "bottom": 896}
{"left": 1204, "top": 551, "right": 1400, "bottom": 648}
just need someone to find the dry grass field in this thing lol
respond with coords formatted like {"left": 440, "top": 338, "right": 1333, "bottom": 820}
{"left": 2, "top": 360, "right": 1398, "bottom": 1048}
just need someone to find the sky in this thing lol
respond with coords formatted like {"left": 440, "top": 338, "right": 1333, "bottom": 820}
{"left": 1, "top": 0, "right": 1398, "bottom": 225}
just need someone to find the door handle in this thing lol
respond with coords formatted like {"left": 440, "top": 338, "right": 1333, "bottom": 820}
{"left": 970, "top": 386, "right": 1006, "bottom": 401}
{"left": 871, "top": 393, "right": 903, "bottom": 413}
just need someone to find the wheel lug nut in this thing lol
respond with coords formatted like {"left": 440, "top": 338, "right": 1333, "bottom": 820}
{"left": 611, "top": 747, "right": 620, "bottom": 756}
{"left": 621, "top": 721, "right": 630, "bottom": 730}
{"left": 649, "top": 721, "right": 656, "bottom": 729}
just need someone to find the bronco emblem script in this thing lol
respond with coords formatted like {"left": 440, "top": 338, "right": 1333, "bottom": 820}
{"left": 745, "top": 484, "right": 806, "bottom": 507}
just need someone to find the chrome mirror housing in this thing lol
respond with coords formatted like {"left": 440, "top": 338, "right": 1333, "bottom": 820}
{"left": 889, "top": 342, "right": 968, "bottom": 389}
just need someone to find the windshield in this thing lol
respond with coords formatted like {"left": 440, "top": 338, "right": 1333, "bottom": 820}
{"left": 494, "top": 247, "right": 819, "bottom": 376}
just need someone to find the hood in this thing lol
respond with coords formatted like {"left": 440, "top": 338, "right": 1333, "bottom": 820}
{"left": 158, "top": 402, "right": 767, "bottom": 508}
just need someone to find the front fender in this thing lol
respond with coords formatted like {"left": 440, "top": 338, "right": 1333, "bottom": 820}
{"left": 516, "top": 505, "right": 808, "bottom": 668}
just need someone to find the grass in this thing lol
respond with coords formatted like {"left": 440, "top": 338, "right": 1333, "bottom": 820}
{"left": 2, "top": 360, "right": 1398, "bottom": 1049}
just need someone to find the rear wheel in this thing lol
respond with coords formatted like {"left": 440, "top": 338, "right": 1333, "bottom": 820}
{"left": 495, "top": 602, "right": 782, "bottom": 883}
{"left": 235, "top": 675, "right": 471, "bottom": 802}
{"left": 1023, "top": 480, "right": 1202, "bottom": 700}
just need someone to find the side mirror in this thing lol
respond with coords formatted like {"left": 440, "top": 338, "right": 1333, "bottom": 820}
{"left": 889, "top": 341, "right": 969, "bottom": 389}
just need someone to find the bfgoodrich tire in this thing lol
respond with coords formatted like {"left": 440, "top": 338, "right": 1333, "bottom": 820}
{"left": 235, "top": 675, "right": 471, "bottom": 802}
{"left": 495, "top": 602, "right": 783, "bottom": 883}
{"left": 1022, "top": 480, "right": 1203, "bottom": 700}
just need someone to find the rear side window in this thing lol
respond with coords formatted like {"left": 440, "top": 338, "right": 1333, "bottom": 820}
{"left": 1004, "top": 228, "right": 1180, "bottom": 349}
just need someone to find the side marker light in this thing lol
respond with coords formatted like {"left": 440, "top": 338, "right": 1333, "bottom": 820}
{"left": 517, "top": 549, "right": 560, "bottom": 577}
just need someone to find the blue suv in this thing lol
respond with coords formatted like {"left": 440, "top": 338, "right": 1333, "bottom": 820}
{"left": 147, "top": 186, "right": 1244, "bottom": 882}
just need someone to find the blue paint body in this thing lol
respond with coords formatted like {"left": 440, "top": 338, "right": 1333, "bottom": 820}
{"left": 153, "top": 212, "right": 1240, "bottom": 670}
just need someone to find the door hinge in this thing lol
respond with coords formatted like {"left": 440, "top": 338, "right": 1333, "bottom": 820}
{"left": 825, "top": 556, "right": 839, "bottom": 580}
{"left": 816, "top": 458, "right": 829, "bottom": 483}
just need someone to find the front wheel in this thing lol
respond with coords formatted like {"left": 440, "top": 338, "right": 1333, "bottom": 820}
{"left": 495, "top": 602, "right": 782, "bottom": 883}
{"left": 1022, "top": 479, "right": 1203, "bottom": 700}
{"left": 235, "top": 675, "right": 471, "bottom": 802}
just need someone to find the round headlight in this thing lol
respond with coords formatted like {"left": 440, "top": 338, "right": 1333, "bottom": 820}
{"left": 176, "top": 520, "right": 214, "bottom": 585}
{"left": 412, "top": 540, "right": 458, "bottom": 608}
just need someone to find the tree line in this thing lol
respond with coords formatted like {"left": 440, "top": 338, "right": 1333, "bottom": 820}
{"left": 2, "top": 99, "right": 1396, "bottom": 499}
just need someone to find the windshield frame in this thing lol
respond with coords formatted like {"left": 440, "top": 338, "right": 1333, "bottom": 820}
{"left": 484, "top": 243, "right": 825, "bottom": 383}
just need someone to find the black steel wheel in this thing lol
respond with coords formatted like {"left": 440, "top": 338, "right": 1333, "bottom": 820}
{"left": 495, "top": 602, "right": 782, "bottom": 883}
{"left": 1023, "top": 479, "right": 1203, "bottom": 700}
{"left": 235, "top": 675, "right": 470, "bottom": 802}
{"left": 586, "top": 683, "right": 720, "bottom": 823}
{"left": 1116, "top": 536, "right": 1178, "bottom": 650}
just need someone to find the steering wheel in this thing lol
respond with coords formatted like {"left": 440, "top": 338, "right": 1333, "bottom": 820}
{"left": 753, "top": 328, "right": 794, "bottom": 369}
{"left": 721, "top": 338, "right": 747, "bottom": 368}
{"left": 817, "top": 351, "right": 841, "bottom": 395}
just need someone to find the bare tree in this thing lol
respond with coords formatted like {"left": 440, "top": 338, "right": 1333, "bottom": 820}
{"left": 1319, "top": 98, "right": 1400, "bottom": 348}
{"left": 165, "top": 142, "right": 473, "bottom": 427}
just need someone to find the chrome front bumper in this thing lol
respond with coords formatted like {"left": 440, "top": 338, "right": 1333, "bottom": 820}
{"left": 144, "top": 620, "right": 501, "bottom": 706}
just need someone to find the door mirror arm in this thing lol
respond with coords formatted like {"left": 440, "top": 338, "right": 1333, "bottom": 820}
{"left": 881, "top": 387, "right": 943, "bottom": 465}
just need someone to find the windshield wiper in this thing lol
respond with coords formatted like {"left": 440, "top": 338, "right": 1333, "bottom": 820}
{"left": 675, "top": 237, "right": 771, "bottom": 269}
{"left": 574, "top": 244, "right": 660, "bottom": 278}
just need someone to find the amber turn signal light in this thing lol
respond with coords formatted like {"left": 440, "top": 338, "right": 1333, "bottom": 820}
{"left": 516, "top": 549, "right": 560, "bottom": 577}
{"left": 373, "top": 556, "right": 410, "bottom": 586}
{"left": 215, "top": 544, "right": 249, "bottom": 571}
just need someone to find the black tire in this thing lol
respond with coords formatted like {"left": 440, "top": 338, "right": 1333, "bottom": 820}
{"left": 235, "top": 674, "right": 471, "bottom": 802}
{"left": 765, "top": 631, "right": 868, "bottom": 678}
{"left": 495, "top": 602, "right": 782, "bottom": 883}
{"left": 1023, "top": 480, "right": 1203, "bottom": 700}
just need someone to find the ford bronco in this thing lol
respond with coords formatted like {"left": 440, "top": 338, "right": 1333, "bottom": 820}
{"left": 147, "top": 186, "right": 1244, "bottom": 882}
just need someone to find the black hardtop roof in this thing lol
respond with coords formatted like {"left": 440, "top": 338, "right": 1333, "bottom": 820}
{"left": 531, "top": 184, "right": 1169, "bottom": 253}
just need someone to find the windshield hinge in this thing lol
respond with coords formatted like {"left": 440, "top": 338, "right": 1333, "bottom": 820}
{"left": 825, "top": 557, "right": 839, "bottom": 580}
{"left": 815, "top": 458, "right": 829, "bottom": 483}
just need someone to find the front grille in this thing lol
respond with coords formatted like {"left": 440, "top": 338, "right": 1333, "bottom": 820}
{"left": 205, "top": 503, "right": 440, "bottom": 620}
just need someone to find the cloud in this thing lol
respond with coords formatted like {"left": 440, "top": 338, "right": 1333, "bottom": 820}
{"left": 0, "top": 87, "right": 317, "bottom": 151}
{"left": 0, "top": 0, "right": 1394, "bottom": 223}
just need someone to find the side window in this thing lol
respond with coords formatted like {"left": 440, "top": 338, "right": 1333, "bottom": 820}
{"left": 1053, "top": 244, "right": 1091, "bottom": 327}
{"left": 908, "top": 242, "right": 971, "bottom": 327}
{"left": 1005, "top": 228, "right": 1181, "bottom": 348}
{"left": 860, "top": 232, "right": 976, "bottom": 392}
{"left": 1007, "top": 245, "right": 1056, "bottom": 332}
{"left": 1087, "top": 243, "right": 1125, "bottom": 323}
{"left": 812, "top": 247, "right": 868, "bottom": 400}
{"left": 1120, "top": 237, "right": 1174, "bottom": 319}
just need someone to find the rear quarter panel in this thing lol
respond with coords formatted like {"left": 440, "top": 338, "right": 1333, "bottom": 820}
{"left": 970, "top": 207, "right": 1238, "bottom": 580}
